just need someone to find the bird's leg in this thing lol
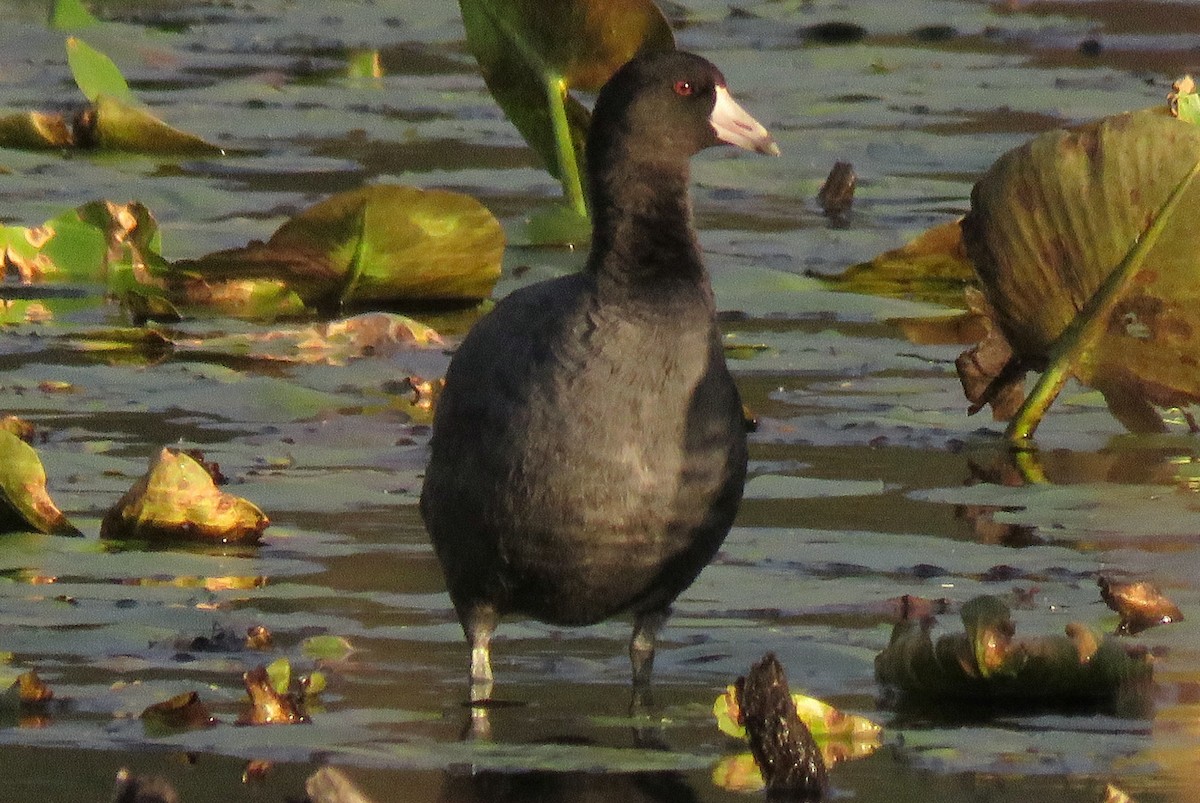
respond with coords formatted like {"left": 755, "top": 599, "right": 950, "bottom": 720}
{"left": 463, "top": 603, "right": 498, "bottom": 705}
{"left": 629, "top": 608, "right": 670, "bottom": 710}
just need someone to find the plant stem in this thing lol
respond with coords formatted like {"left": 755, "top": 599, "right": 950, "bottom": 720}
{"left": 544, "top": 72, "right": 588, "bottom": 218}
{"left": 1006, "top": 157, "right": 1200, "bottom": 447}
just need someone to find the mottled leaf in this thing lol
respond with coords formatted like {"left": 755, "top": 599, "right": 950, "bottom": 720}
{"left": 178, "top": 184, "right": 503, "bottom": 306}
{"left": 962, "top": 108, "right": 1200, "bottom": 429}
{"left": 0, "top": 431, "right": 79, "bottom": 536}
{"left": 99, "top": 447, "right": 269, "bottom": 543}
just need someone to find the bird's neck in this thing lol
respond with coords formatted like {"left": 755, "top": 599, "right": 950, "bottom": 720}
{"left": 585, "top": 157, "right": 710, "bottom": 303}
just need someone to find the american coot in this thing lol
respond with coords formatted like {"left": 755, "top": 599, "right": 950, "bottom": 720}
{"left": 420, "top": 50, "right": 778, "bottom": 704}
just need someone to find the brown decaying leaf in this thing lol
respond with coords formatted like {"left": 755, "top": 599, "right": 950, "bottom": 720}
{"left": 954, "top": 287, "right": 1026, "bottom": 419}
{"left": 0, "top": 416, "right": 34, "bottom": 442}
{"left": 735, "top": 654, "right": 828, "bottom": 800}
{"left": 238, "top": 665, "right": 309, "bottom": 726}
{"left": 140, "top": 691, "right": 218, "bottom": 731}
{"left": 1098, "top": 576, "right": 1184, "bottom": 635}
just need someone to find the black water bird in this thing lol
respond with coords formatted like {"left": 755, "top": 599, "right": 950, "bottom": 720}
{"left": 420, "top": 50, "right": 778, "bottom": 703}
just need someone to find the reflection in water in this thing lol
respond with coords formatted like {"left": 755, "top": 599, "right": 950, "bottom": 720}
{"left": 438, "top": 767, "right": 698, "bottom": 803}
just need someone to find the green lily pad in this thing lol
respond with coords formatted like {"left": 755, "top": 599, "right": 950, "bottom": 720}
{"left": 0, "top": 431, "right": 80, "bottom": 536}
{"left": 962, "top": 108, "right": 1200, "bottom": 428}
{"left": 99, "top": 448, "right": 269, "bottom": 543}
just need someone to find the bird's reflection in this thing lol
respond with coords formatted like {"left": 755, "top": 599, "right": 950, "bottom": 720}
{"left": 438, "top": 765, "right": 699, "bottom": 803}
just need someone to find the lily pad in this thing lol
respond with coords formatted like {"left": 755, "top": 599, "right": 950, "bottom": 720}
{"left": 961, "top": 108, "right": 1200, "bottom": 429}
{"left": 83, "top": 94, "right": 226, "bottom": 156}
{"left": 177, "top": 184, "right": 504, "bottom": 307}
{"left": 99, "top": 448, "right": 269, "bottom": 543}
{"left": 0, "top": 431, "right": 80, "bottom": 536}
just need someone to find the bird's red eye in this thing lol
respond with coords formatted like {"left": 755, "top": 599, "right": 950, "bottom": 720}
{"left": 673, "top": 80, "right": 694, "bottom": 97}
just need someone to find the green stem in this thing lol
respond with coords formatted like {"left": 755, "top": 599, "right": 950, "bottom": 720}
{"left": 1006, "top": 157, "right": 1200, "bottom": 447}
{"left": 474, "top": 2, "right": 588, "bottom": 218}
{"left": 545, "top": 72, "right": 588, "bottom": 218}
{"left": 337, "top": 201, "right": 370, "bottom": 312}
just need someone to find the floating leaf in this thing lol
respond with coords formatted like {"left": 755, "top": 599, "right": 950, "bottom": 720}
{"left": 458, "top": 0, "right": 675, "bottom": 214}
{"left": 177, "top": 185, "right": 503, "bottom": 307}
{"left": 828, "top": 219, "right": 975, "bottom": 306}
{"left": 140, "top": 691, "right": 218, "bottom": 733}
{"left": 245, "top": 625, "right": 274, "bottom": 651}
{"left": 0, "top": 431, "right": 80, "bottom": 536}
{"left": 0, "top": 671, "right": 54, "bottom": 708}
{"left": 108, "top": 770, "right": 180, "bottom": 803}
{"left": 961, "top": 108, "right": 1200, "bottom": 432}
{"left": 99, "top": 447, "right": 269, "bottom": 543}
{"left": 301, "top": 635, "right": 354, "bottom": 663}
{"left": 346, "top": 48, "right": 383, "bottom": 80}
{"left": 874, "top": 595, "right": 1154, "bottom": 710}
{"left": 0, "top": 112, "right": 73, "bottom": 149}
{"left": 66, "top": 36, "right": 137, "bottom": 106}
{"left": 84, "top": 94, "right": 225, "bottom": 155}
{"left": 713, "top": 685, "right": 881, "bottom": 745}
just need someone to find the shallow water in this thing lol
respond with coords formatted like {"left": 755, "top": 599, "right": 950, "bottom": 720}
{"left": 2, "top": 0, "right": 1200, "bottom": 800}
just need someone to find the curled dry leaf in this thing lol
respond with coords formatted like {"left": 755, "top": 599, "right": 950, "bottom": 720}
{"left": 99, "top": 448, "right": 269, "bottom": 543}
{"left": 238, "top": 664, "right": 309, "bottom": 726}
{"left": 1098, "top": 576, "right": 1183, "bottom": 636}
